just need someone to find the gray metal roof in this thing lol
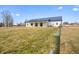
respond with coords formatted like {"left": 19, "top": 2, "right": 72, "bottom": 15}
{"left": 27, "top": 16, "right": 62, "bottom": 22}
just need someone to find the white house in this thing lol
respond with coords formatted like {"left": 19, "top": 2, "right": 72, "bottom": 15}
{"left": 26, "top": 16, "right": 62, "bottom": 27}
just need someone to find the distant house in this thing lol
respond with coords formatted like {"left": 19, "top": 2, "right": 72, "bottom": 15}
{"left": 26, "top": 16, "right": 62, "bottom": 27}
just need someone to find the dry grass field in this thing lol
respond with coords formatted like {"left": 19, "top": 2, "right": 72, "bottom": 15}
{"left": 0, "top": 26, "right": 79, "bottom": 54}
{"left": 0, "top": 27, "right": 57, "bottom": 54}
{"left": 60, "top": 26, "right": 79, "bottom": 54}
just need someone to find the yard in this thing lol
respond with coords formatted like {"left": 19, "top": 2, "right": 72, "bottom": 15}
{"left": 1, "top": 26, "right": 79, "bottom": 54}
{"left": 60, "top": 26, "right": 79, "bottom": 54}
{"left": 0, "top": 27, "right": 57, "bottom": 54}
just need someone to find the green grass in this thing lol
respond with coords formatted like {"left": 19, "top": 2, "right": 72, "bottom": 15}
{"left": 0, "top": 27, "right": 57, "bottom": 54}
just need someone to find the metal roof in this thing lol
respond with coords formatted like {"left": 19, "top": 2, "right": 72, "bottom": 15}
{"left": 27, "top": 16, "right": 62, "bottom": 22}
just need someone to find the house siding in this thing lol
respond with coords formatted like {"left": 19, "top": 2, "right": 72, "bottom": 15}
{"left": 26, "top": 21, "right": 61, "bottom": 27}
{"left": 48, "top": 21, "right": 62, "bottom": 27}
{"left": 26, "top": 21, "right": 48, "bottom": 27}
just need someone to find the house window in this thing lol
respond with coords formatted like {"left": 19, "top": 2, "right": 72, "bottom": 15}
{"left": 31, "top": 23, "right": 33, "bottom": 26}
{"left": 56, "top": 23, "right": 58, "bottom": 25}
{"left": 35, "top": 23, "right": 38, "bottom": 26}
{"left": 40, "top": 23, "right": 43, "bottom": 27}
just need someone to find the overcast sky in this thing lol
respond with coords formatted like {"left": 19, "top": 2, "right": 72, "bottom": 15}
{"left": 0, "top": 5, "right": 79, "bottom": 24}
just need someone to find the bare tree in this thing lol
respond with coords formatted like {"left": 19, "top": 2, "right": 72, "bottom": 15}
{"left": 1, "top": 10, "right": 13, "bottom": 27}
{"left": 63, "top": 22, "right": 69, "bottom": 25}
{"left": 0, "top": 22, "right": 3, "bottom": 27}
{"left": 24, "top": 19, "right": 27, "bottom": 26}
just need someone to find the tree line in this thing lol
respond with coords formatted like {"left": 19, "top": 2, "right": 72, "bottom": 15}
{"left": 0, "top": 10, "right": 13, "bottom": 27}
{"left": 0, "top": 10, "right": 26, "bottom": 27}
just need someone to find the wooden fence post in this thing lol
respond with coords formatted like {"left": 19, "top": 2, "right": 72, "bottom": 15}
{"left": 53, "top": 32, "right": 60, "bottom": 54}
